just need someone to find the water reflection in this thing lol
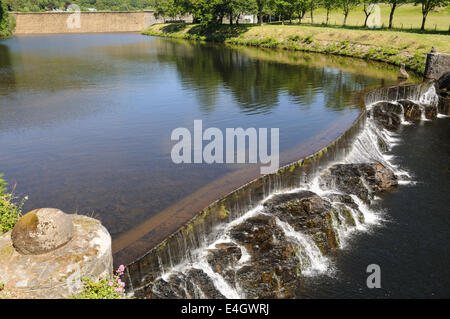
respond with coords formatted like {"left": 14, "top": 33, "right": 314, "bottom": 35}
{"left": 0, "top": 34, "right": 408, "bottom": 264}
{"left": 150, "top": 39, "right": 409, "bottom": 115}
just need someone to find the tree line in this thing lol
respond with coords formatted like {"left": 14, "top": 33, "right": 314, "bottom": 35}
{"left": 1, "top": 0, "right": 448, "bottom": 31}
{"left": 154, "top": 0, "right": 448, "bottom": 31}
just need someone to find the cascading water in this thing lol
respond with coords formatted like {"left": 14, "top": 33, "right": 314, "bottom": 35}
{"left": 133, "top": 82, "right": 443, "bottom": 299}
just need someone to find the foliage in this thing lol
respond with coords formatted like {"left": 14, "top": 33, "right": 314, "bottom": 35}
{"left": 1, "top": 0, "right": 155, "bottom": 12}
{"left": 0, "top": 174, "right": 26, "bottom": 235}
{"left": 72, "top": 265, "right": 128, "bottom": 299}
{"left": 0, "top": 0, "right": 15, "bottom": 38}
{"left": 414, "top": 0, "right": 449, "bottom": 30}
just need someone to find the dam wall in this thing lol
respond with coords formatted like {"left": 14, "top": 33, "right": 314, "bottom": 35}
{"left": 12, "top": 11, "right": 192, "bottom": 35}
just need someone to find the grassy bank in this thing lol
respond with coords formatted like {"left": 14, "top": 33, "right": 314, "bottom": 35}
{"left": 143, "top": 23, "right": 450, "bottom": 75}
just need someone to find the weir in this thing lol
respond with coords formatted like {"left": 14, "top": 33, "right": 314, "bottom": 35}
{"left": 124, "top": 81, "right": 442, "bottom": 298}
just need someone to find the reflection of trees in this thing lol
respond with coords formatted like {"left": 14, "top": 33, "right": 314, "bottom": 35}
{"left": 0, "top": 44, "right": 15, "bottom": 95}
{"left": 152, "top": 38, "right": 385, "bottom": 115}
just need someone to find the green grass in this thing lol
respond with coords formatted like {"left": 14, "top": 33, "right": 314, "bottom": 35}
{"left": 296, "top": 4, "right": 449, "bottom": 31}
{"left": 143, "top": 21, "right": 449, "bottom": 74}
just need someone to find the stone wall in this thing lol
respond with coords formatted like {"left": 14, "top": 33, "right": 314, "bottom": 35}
{"left": 12, "top": 11, "right": 191, "bottom": 35}
{"left": 425, "top": 49, "right": 450, "bottom": 80}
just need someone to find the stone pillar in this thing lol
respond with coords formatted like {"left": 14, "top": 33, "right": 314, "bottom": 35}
{"left": 0, "top": 208, "right": 113, "bottom": 298}
{"left": 424, "top": 47, "right": 450, "bottom": 80}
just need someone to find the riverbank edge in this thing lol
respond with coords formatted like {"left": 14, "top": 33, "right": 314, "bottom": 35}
{"left": 124, "top": 86, "right": 375, "bottom": 294}
{"left": 142, "top": 24, "right": 428, "bottom": 74}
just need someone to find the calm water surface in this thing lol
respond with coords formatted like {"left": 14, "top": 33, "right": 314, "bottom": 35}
{"left": 0, "top": 34, "right": 403, "bottom": 263}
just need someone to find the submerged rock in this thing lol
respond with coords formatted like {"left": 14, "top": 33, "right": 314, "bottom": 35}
{"left": 320, "top": 162, "right": 398, "bottom": 202}
{"left": 372, "top": 101, "right": 403, "bottom": 130}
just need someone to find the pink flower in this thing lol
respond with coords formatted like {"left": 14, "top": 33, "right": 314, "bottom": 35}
{"left": 108, "top": 282, "right": 114, "bottom": 287}
{"left": 117, "top": 265, "right": 125, "bottom": 274}
{"left": 114, "top": 288, "right": 123, "bottom": 293}
{"left": 121, "top": 282, "right": 126, "bottom": 288}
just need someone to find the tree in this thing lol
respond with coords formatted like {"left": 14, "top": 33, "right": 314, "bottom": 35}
{"left": 154, "top": 0, "right": 182, "bottom": 21}
{"left": 308, "top": 0, "right": 316, "bottom": 24}
{"left": 362, "top": 1, "right": 376, "bottom": 28}
{"left": 293, "top": 0, "right": 308, "bottom": 24}
{"left": 415, "top": 0, "right": 449, "bottom": 31}
{"left": 255, "top": 0, "right": 266, "bottom": 25}
{"left": 387, "top": 0, "right": 408, "bottom": 29}
{"left": 339, "top": 0, "right": 360, "bottom": 26}
{"left": 0, "top": 0, "right": 14, "bottom": 38}
{"left": 322, "top": 0, "right": 336, "bottom": 25}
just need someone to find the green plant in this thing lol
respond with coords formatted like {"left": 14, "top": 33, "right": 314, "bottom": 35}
{"left": 0, "top": 282, "right": 4, "bottom": 291}
{"left": 0, "top": 1, "right": 15, "bottom": 39}
{"left": 0, "top": 174, "right": 26, "bottom": 235}
{"left": 303, "top": 35, "right": 314, "bottom": 44}
{"left": 72, "top": 265, "right": 127, "bottom": 299}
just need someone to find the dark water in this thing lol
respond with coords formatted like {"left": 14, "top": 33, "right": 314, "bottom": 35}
{"left": 0, "top": 34, "right": 404, "bottom": 263}
{"left": 299, "top": 117, "right": 450, "bottom": 298}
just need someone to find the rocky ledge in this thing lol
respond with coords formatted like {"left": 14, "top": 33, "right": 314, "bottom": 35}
{"left": 0, "top": 208, "right": 113, "bottom": 299}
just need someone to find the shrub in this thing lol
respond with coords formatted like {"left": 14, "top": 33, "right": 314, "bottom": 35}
{"left": 0, "top": 1, "right": 15, "bottom": 39}
{"left": 0, "top": 174, "right": 26, "bottom": 235}
{"left": 72, "top": 265, "right": 128, "bottom": 299}
{"left": 303, "top": 35, "right": 314, "bottom": 44}
{"left": 288, "top": 34, "right": 301, "bottom": 42}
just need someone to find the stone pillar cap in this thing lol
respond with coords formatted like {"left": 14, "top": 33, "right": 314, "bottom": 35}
{"left": 11, "top": 208, "right": 74, "bottom": 255}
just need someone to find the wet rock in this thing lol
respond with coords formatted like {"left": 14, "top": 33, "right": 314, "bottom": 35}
{"left": 146, "top": 268, "right": 226, "bottom": 299}
{"left": 207, "top": 242, "right": 242, "bottom": 274}
{"left": 324, "top": 194, "right": 365, "bottom": 224}
{"left": 144, "top": 272, "right": 190, "bottom": 299}
{"left": 229, "top": 215, "right": 300, "bottom": 298}
{"left": 424, "top": 105, "right": 438, "bottom": 119}
{"left": 206, "top": 243, "right": 242, "bottom": 287}
{"left": 371, "top": 101, "right": 403, "bottom": 130}
{"left": 11, "top": 208, "right": 74, "bottom": 255}
{"left": 320, "top": 162, "right": 398, "bottom": 202}
{"left": 397, "top": 100, "right": 422, "bottom": 121}
{"left": 263, "top": 191, "right": 340, "bottom": 254}
{"left": 185, "top": 269, "right": 226, "bottom": 299}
